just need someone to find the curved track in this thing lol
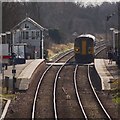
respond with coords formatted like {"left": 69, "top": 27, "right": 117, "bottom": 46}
{"left": 31, "top": 43, "right": 112, "bottom": 119}
{"left": 31, "top": 50, "right": 74, "bottom": 119}
{"left": 74, "top": 65, "right": 112, "bottom": 119}
{"left": 53, "top": 55, "right": 74, "bottom": 119}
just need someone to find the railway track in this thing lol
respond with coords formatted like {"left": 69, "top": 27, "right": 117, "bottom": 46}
{"left": 53, "top": 55, "right": 76, "bottom": 119}
{"left": 5, "top": 41, "right": 111, "bottom": 120}
{"left": 74, "top": 65, "right": 111, "bottom": 119}
{"left": 53, "top": 46, "right": 111, "bottom": 119}
{"left": 5, "top": 42, "right": 112, "bottom": 119}
{"left": 72, "top": 46, "right": 112, "bottom": 119}
{"left": 32, "top": 50, "right": 74, "bottom": 119}
{"left": 31, "top": 44, "right": 112, "bottom": 119}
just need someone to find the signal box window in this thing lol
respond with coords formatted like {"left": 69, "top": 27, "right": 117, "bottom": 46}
{"left": 25, "top": 24, "right": 29, "bottom": 28}
{"left": 21, "top": 31, "right": 29, "bottom": 39}
{"left": 36, "top": 31, "right": 40, "bottom": 39}
{"left": 32, "top": 31, "right": 36, "bottom": 39}
{"left": 26, "top": 31, "right": 29, "bottom": 39}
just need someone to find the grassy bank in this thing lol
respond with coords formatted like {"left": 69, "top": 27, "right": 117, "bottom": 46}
{"left": 112, "top": 79, "right": 120, "bottom": 104}
{"left": 47, "top": 43, "right": 73, "bottom": 60}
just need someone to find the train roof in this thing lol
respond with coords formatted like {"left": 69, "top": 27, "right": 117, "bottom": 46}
{"left": 77, "top": 34, "right": 95, "bottom": 41}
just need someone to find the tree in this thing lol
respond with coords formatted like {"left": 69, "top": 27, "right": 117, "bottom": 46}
{"left": 48, "top": 28, "right": 63, "bottom": 44}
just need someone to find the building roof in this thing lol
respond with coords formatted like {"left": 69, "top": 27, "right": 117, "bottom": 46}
{"left": 12, "top": 17, "right": 47, "bottom": 31}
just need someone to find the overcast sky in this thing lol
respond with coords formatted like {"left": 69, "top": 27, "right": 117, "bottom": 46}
{"left": 2, "top": 0, "right": 120, "bottom": 3}
{"left": 74, "top": 0, "right": 120, "bottom": 5}
{"left": 77, "top": 0, "right": 120, "bottom": 2}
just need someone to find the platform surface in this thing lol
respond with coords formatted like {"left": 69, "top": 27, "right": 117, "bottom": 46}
{"left": 95, "top": 59, "right": 119, "bottom": 90}
{"left": 0, "top": 59, "right": 44, "bottom": 91}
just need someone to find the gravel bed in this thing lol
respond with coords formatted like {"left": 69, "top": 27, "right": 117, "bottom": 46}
{"left": 56, "top": 65, "right": 84, "bottom": 118}
{"left": 35, "top": 66, "right": 60, "bottom": 118}
{"left": 77, "top": 66, "right": 107, "bottom": 119}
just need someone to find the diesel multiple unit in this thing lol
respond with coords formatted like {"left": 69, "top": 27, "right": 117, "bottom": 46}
{"left": 74, "top": 34, "right": 95, "bottom": 64}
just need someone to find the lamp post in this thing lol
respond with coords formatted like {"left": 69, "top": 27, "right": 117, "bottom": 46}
{"left": 110, "top": 28, "right": 115, "bottom": 51}
{"left": 11, "top": 30, "right": 17, "bottom": 93}
{"left": 106, "top": 13, "right": 115, "bottom": 46}
{"left": 40, "top": 30, "right": 44, "bottom": 59}
{"left": 41, "top": 30, "right": 44, "bottom": 59}
{"left": 6, "top": 31, "right": 11, "bottom": 55}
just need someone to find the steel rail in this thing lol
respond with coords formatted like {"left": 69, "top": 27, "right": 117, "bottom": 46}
{"left": 95, "top": 46, "right": 106, "bottom": 56}
{"left": 73, "top": 45, "right": 110, "bottom": 119}
{"left": 95, "top": 44, "right": 106, "bottom": 50}
{"left": 87, "top": 45, "right": 112, "bottom": 120}
{"left": 31, "top": 49, "right": 73, "bottom": 120}
{"left": 53, "top": 55, "right": 74, "bottom": 120}
{"left": 87, "top": 65, "right": 112, "bottom": 120}
{"left": 74, "top": 64, "right": 88, "bottom": 120}
{"left": 32, "top": 42, "right": 107, "bottom": 120}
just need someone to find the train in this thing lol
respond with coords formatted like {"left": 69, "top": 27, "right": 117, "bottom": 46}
{"left": 113, "top": 30, "right": 120, "bottom": 67}
{"left": 74, "top": 34, "right": 95, "bottom": 64}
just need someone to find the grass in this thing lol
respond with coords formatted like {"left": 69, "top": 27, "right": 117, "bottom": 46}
{"left": 0, "top": 94, "right": 16, "bottom": 100}
{"left": 111, "top": 79, "right": 120, "bottom": 104}
{"left": 47, "top": 43, "right": 74, "bottom": 60}
{"left": 113, "top": 97, "right": 120, "bottom": 104}
{"left": 0, "top": 87, "right": 16, "bottom": 100}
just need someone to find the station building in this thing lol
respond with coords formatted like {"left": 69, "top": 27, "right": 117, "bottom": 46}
{"left": 11, "top": 17, "right": 47, "bottom": 59}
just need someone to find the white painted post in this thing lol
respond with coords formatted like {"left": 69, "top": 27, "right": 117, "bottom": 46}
{"left": 41, "top": 30, "right": 44, "bottom": 59}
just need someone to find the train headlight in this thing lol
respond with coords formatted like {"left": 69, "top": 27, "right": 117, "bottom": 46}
{"left": 88, "top": 47, "right": 94, "bottom": 54}
{"left": 74, "top": 47, "right": 80, "bottom": 53}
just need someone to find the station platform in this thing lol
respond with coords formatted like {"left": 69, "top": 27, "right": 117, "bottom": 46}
{"left": 1, "top": 58, "right": 119, "bottom": 91}
{"left": 0, "top": 59, "right": 45, "bottom": 91}
{"left": 95, "top": 59, "right": 120, "bottom": 90}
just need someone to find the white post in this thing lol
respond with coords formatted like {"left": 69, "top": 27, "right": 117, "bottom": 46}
{"left": 113, "top": 30, "right": 115, "bottom": 52}
{"left": 6, "top": 31, "right": 11, "bottom": 54}
{"left": 12, "top": 31, "right": 15, "bottom": 45}
{"left": 12, "top": 31, "right": 15, "bottom": 54}
{"left": 41, "top": 31, "right": 44, "bottom": 59}
{"left": 110, "top": 28, "right": 115, "bottom": 51}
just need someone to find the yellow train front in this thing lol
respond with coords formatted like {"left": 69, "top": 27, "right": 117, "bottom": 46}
{"left": 74, "top": 34, "right": 95, "bottom": 64}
